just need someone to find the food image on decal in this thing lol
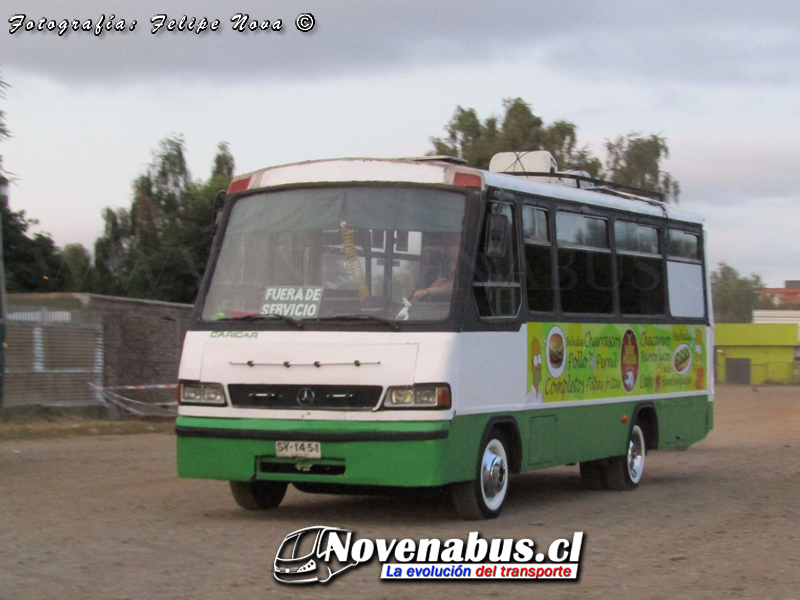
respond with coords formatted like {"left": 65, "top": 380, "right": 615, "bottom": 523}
{"left": 620, "top": 329, "right": 639, "bottom": 392}
{"left": 527, "top": 337, "right": 544, "bottom": 402}
{"left": 548, "top": 333, "right": 565, "bottom": 370}
{"left": 696, "top": 367, "right": 705, "bottom": 390}
{"left": 673, "top": 344, "right": 693, "bottom": 375}
{"left": 531, "top": 339, "right": 543, "bottom": 389}
{"left": 546, "top": 326, "right": 567, "bottom": 379}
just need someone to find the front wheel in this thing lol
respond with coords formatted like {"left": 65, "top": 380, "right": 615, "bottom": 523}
{"left": 452, "top": 431, "right": 510, "bottom": 520}
{"left": 229, "top": 480, "right": 288, "bottom": 510}
{"left": 604, "top": 423, "right": 646, "bottom": 491}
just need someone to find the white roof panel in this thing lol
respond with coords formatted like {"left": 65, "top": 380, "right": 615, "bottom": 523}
{"left": 234, "top": 158, "right": 704, "bottom": 226}
{"left": 482, "top": 170, "right": 704, "bottom": 225}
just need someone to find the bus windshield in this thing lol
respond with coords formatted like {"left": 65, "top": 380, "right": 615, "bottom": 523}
{"left": 201, "top": 186, "right": 467, "bottom": 323}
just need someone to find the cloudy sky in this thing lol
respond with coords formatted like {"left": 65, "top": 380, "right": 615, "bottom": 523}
{"left": 1, "top": 0, "right": 798, "bottom": 285}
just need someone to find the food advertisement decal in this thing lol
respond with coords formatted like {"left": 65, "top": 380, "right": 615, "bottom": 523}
{"left": 527, "top": 323, "right": 707, "bottom": 402}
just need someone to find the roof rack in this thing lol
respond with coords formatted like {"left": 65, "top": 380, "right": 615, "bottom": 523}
{"left": 502, "top": 171, "right": 666, "bottom": 206}
{"left": 404, "top": 155, "right": 468, "bottom": 165}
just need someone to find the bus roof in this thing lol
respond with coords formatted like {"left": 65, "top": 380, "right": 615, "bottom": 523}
{"left": 229, "top": 157, "right": 704, "bottom": 226}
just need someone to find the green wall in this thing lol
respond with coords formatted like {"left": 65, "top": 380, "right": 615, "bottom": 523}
{"left": 716, "top": 323, "right": 798, "bottom": 347}
{"left": 716, "top": 345, "right": 795, "bottom": 384}
{"left": 715, "top": 324, "right": 798, "bottom": 384}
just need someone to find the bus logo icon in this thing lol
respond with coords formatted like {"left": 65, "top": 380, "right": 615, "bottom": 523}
{"left": 297, "top": 387, "right": 315, "bottom": 406}
{"left": 274, "top": 526, "right": 358, "bottom": 584}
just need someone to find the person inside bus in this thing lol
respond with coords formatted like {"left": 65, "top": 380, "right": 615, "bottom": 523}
{"left": 413, "top": 243, "right": 458, "bottom": 300}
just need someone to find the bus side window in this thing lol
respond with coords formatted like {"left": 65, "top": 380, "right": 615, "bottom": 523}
{"left": 666, "top": 229, "right": 705, "bottom": 319}
{"left": 474, "top": 203, "right": 521, "bottom": 318}
{"left": 556, "top": 212, "right": 613, "bottom": 314}
{"left": 615, "top": 220, "right": 665, "bottom": 315}
{"left": 522, "top": 206, "right": 553, "bottom": 313}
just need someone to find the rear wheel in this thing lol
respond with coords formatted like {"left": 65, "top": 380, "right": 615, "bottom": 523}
{"left": 452, "top": 430, "right": 509, "bottom": 520}
{"left": 604, "top": 423, "right": 646, "bottom": 491}
{"left": 229, "top": 480, "right": 288, "bottom": 510}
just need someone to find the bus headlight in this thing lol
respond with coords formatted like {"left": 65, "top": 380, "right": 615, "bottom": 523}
{"left": 203, "top": 384, "right": 225, "bottom": 403}
{"left": 384, "top": 385, "right": 451, "bottom": 409}
{"left": 182, "top": 383, "right": 203, "bottom": 402}
{"left": 180, "top": 382, "right": 227, "bottom": 406}
{"left": 415, "top": 388, "right": 437, "bottom": 405}
{"left": 389, "top": 388, "right": 415, "bottom": 405}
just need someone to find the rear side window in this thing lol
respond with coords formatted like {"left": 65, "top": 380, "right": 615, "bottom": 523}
{"left": 666, "top": 228, "right": 705, "bottom": 319}
{"left": 556, "top": 212, "right": 613, "bottom": 314}
{"left": 522, "top": 206, "right": 553, "bottom": 313}
{"left": 667, "top": 230, "right": 700, "bottom": 260}
{"left": 616, "top": 221, "right": 659, "bottom": 255}
{"left": 615, "top": 221, "right": 665, "bottom": 315}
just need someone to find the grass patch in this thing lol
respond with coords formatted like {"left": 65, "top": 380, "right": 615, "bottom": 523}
{"left": 0, "top": 416, "right": 174, "bottom": 442}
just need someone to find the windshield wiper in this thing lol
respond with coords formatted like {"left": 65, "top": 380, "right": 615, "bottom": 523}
{"left": 309, "top": 314, "right": 400, "bottom": 331}
{"left": 216, "top": 314, "right": 303, "bottom": 329}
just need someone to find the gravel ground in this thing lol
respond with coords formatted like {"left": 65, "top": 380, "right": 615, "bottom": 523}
{"left": 1, "top": 385, "right": 798, "bottom": 599}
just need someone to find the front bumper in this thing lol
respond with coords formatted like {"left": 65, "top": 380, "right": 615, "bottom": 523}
{"left": 175, "top": 416, "right": 458, "bottom": 487}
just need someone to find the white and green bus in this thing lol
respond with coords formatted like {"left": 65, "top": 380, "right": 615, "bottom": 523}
{"left": 176, "top": 152, "right": 713, "bottom": 519}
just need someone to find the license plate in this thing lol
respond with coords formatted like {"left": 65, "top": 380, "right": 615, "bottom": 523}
{"left": 275, "top": 440, "right": 321, "bottom": 459}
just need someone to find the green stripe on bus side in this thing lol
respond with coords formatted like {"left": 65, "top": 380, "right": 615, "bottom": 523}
{"left": 511, "top": 395, "right": 712, "bottom": 469}
{"left": 175, "top": 396, "right": 711, "bottom": 487}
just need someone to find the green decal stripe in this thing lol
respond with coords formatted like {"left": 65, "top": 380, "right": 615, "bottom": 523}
{"left": 176, "top": 415, "right": 449, "bottom": 434}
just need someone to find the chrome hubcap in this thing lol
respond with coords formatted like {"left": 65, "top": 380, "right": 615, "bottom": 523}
{"left": 481, "top": 440, "right": 508, "bottom": 509}
{"left": 627, "top": 425, "right": 645, "bottom": 483}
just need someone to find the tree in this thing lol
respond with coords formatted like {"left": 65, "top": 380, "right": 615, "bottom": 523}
{"left": 0, "top": 72, "right": 9, "bottom": 179}
{"left": 93, "top": 136, "right": 234, "bottom": 302}
{"left": 0, "top": 71, "right": 66, "bottom": 293}
{"left": 431, "top": 98, "right": 601, "bottom": 173}
{"left": 605, "top": 133, "right": 680, "bottom": 203}
{"left": 93, "top": 207, "right": 132, "bottom": 296}
{"left": 430, "top": 106, "right": 493, "bottom": 168}
{"left": 711, "top": 262, "right": 767, "bottom": 323}
{"left": 212, "top": 142, "right": 235, "bottom": 179}
{"left": 430, "top": 98, "right": 674, "bottom": 199}
{"left": 58, "top": 244, "right": 93, "bottom": 292}
{"left": 0, "top": 192, "right": 65, "bottom": 292}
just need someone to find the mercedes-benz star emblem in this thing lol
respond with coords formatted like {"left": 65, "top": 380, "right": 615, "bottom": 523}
{"left": 297, "top": 387, "right": 315, "bottom": 406}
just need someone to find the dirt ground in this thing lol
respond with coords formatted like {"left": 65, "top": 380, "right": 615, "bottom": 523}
{"left": 1, "top": 386, "right": 798, "bottom": 600}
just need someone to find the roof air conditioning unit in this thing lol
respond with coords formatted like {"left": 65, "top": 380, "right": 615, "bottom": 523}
{"left": 489, "top": 151, "right": 596, "bottom": 189}
{"left": 489, "top": 151, "right": 558, "bottom": 182}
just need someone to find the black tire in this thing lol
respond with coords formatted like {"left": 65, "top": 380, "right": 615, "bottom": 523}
{"left": 451, "top": 429, "right": 510, "bottom": 520}
{"left": 604, "top": 423, "right": 646, "bottom": 491}
{"left": 229, "top": 480, "right": 288, "bottom": 510}
{"left": 579, "top": 460, "right": 606, "bottom": 490}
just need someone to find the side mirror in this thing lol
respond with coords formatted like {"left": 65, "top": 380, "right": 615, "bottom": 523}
{"left": 484, "top": 213, "right": 509, "bottom": 258}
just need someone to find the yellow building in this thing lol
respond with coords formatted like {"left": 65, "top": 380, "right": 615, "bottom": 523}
{"left": 715, "top": 323, "right": 800, "bottom": 384}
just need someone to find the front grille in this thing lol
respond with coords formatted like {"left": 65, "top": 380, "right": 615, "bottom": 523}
{"left": 228, "top": 384, "right": 383, "bottom": 410}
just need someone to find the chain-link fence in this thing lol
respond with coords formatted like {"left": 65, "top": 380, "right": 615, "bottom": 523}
{"left": 4, "top": 318, "right": 105, "bottom": 409}
{"left": 2, "top": 297, "right": 191, "bottom": 415}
